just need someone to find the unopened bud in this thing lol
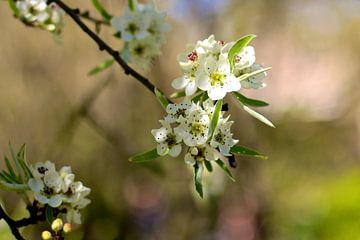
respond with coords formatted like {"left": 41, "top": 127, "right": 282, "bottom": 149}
{"left": 63, "top": 223, "right": 72, "bottom": 233}
{"left": 41, "top": 231, "right": 52, "bottom": 240}
{"left": 51, "top": 218, "right": 64, "bottom": 232}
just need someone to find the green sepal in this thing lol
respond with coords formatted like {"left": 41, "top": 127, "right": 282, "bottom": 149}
{"left": 215, "top": 159, "right": 235, "bottom": 182}
{"left": 88, "top": 58, "right": 115, "bottom": 76}
{"left": 228, "top": 34, "right": 256, "bottom": 72}
{"left": 91, "top": 0, "right": 112, "bottom": 21}
{"left": 232, "top": 92, "right": 269, "bottom": 107}
{"left": 204, "top": 160, "right": 213, "bottom": 172}
{"left": 208, "top": 99, "right": 222, "bottom": 139}
{"left": 230, "top": 145, "right": 268, "bottom": 160}
{"left": 129, "top": 149, "right": 160, "bottom": 163}
{"left": 243, "top": 106, "right": 275, "bottom": 128}
{"left": 238, "top": 67, "right": 271, "bottom": 81}
{"left": 154, "top": 88, "right": 169, "bottom": 109}
{"left": 170, "top": 91, "right": 186, "bottom": 99}
{"left": 45, "top": 205, "right": 54, "bottom": 224}
{"left": 194, "top": 162, "right": 204, "bottom": 198}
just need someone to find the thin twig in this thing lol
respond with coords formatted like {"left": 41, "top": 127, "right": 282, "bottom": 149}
{"left": 48, "top": 0, "right": 166, "bottom": 98}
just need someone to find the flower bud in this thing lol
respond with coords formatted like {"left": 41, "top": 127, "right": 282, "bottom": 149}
{"left": 63, "top": 223, "right": 72, "bottom": 233}
{"left": 41, "top": 231, "right": 52, "bottom": 240}
{"left": 51, "top": 218, "right": 64, "bottom": 232}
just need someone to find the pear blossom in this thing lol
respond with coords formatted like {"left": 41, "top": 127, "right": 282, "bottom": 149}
{"left": 151, "top": 120, "right": 182, "bottom": 157}
{"left": 210, "top": 118, "right": 238, "bottom": 156}
{"left": 174, "top": 105, "right": 210, "bottom": 146}
{"left": 197, "top": 54, "right": 241, "bottom": 100}
{"left": 184, "top": 145, "right": 219, "bottom": 165}
{"left": 234, "top": 46, "right": 256, "bottom": 71}
{"left": 16, "top": 0, "right": 64, "bottom": 33}
{"left": 239, "top": 64, "right": 267, "bottom": 89}
{"left": 127, "top": 37, "right": 160, "bottom": 69}
{"left": 164, "top": 99, "right": 193, "bottom": 123}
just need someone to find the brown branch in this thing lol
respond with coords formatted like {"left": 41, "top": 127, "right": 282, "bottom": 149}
{"left": 48, "top": 0, "right": 167, "bottom": 99}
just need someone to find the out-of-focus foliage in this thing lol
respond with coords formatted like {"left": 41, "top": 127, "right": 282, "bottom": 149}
{"left": 0, "top": 0, "right": 359, "bottom": 239}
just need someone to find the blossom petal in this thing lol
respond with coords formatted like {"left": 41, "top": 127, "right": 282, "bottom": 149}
{"left": 169, "top": 144, "right": 182, "bottom": 157}
{"left": 172, "top": 76, "right": 190, "bottom": 89}
{"left": 185, "top": 81, "right": 197, "bottom": 96}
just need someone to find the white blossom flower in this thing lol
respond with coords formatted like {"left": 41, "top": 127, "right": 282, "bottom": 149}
{"left": 31, "top": 161, "right": 56, "bottom": 179}
{"left": 66, "top": 197, "right": 91, "bottom": 224}
{"left": 184, "top": 145, "right": 219, "bottom": 165}
{"left": 197, "top": 53, "right": 241, "bottom": 100}
{"left": 239, "top": 64, "right": 267, "bottom": 89}
{"left": 164, "top": 99, "right": 193, "bottom": 123}
{"left": 234, "top": 46, "right": 256, "bottom": 71}
{"left": 151, "top": 120, "right": 182, "bottom": 157}
{"left": 59, "top": 166, "right": 75, "bottom": 192}
{"left": 210, "top": 117, "right": 238, "bottom": 156}
{"left": 111, "top": 9, "right": 150, "bottom": 41}
{"left": 127, "top": 37, "right": 160, "bottom": 69}
{"left": 174, "top": 105, "right": 210, "bottom": 146}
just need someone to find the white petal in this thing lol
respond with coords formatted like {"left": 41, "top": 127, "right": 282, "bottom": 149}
{"left": 184, "top": 153, "right": 195, "bottom": 165}
{"left": 157, "top": 142, "right": 168, "bottom": 156}
{"left": 169, "top": 144, "right": 182, "bottom": 157}
{"left": 196, "top": 73, "right": 211, "bottom": 90}
{"left": 208, "top": 87, "right": 226, "bottom": 100}
{"left": 225, "top": 75, "right": 241, "bottom": 92}
{"left": 185, "top": 81, "right": 197, "bottom": 96}
{"left": 48, "top": 195, "right": 63, "bottom": 208}
{"left": 172, "top": 76, "right": 190, "bottom": 89}
{"left": 151, "top": 127, "right": 168, "bottom": 142}
{"left": 28, "top": 179, "right": 44, "bottom": 193}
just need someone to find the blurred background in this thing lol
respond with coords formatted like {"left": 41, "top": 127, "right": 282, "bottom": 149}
{"left": 1, "top": 0, "right": 360, "bottom": 239}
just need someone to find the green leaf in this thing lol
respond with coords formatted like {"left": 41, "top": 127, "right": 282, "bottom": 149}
{"left": 128, "top": 0, "right": 136, "bottom": 11}
{"left": 228, "top": 34, "right": 256, "bottom": 72}
{"left": 238, "top": 67, "right": 271, "bottom": 81}
{"left": 209, "top": 99, "right": 222, "bottom": 138}
{"left": 91, "top": 0, "right": 112, "bottom": 21}
{"left": 88, "top": 58, "right": 115, "bottom": 76}
{"left": 154, "top": 88, "right": 169, "bottom": 109}
{"left": 129, "top": 149, "right": 160, "bottom": 163}
{"left": 243, "top": 105, "right": 275, "bottom": 128}
{"left": 0, "top": 171, "right": 19, "bottom": 184}
{"left": 215, "top": 159, "right": 235, "bottom": 182}
{"left": 170, "top": 91, "right": 186, "bottom": 99}
{"left": 45, "top": 205, "right": 54, "bottom": 224}
{"left": 4, "top": 156, "right": 16, "bottom": 178}
{"left": 8, "top": 143, "right": 23, "bottom": 182}
{"left": 0, "top": 180, "right": 29, "bottom": 191}
{"left": 204, "top": 160, "right": 213, "bottom": 172}
{"left": 230, "top": 145, "right": 268, "bottom": 160}
{"left": 194, "top": 163, "right": 204, "bottom": 198}
{"left": 7, "top": 0, "right": 20, "bottom": 17}
{"left": 232, "top": 92, "right": 269, "bottom": 107}
{"left": 192, "top": 91, "right": 208, "bottom": 103}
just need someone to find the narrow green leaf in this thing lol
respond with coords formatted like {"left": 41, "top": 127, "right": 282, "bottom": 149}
{"left": 128, "top": 0, "right": 136, "bottom": 11}
{"left": 215, "top": 159, "right": 235, "bottom": 182}
{"left": 243, "top": 106, "right": 275, "bottom": 128}
{"left": 170, "top": 91, "right": 186, "bottom": 99}
{"left": 91, "top": 0, "right": 112, "bottom": 21}
{"left": 228, "top": 34, "right": 256, "bottom": 72}
{"left": 232, "top": 92, "right": 269, "bottom": 107}
{"left": 88, "top": 58, "right": 115, "bottom": 76}
{"left": 45, "top": 205, "right": 54, "bottom": 224}
{"left": 17, "top": 144, "right": 33, "bottom": 178}
{"left": 4, "top": 156, "right": 16, "bottom": 178}
{"left": 209, "top": 99, "right": 222, "bottom": 138}
{"left": 0, "top": 180, "right": 29, "bottom": 191}
{"left": 8, "top": 143, "right": 23, "bottom": 182}
{"left": 230, "top": 145, "right": 268, "bottom": 160}
{"left": 129, "top": 149, "right": 160, "bottom": 162}
{"left": 154, "top": 88, "right": 169, "bottom": 109}
{"left": 238, "top": 67, "right": 271, "bottom": 82}
{"left": 194, "top": 163, "right": 204, "bottom": 198}
{"left": 7, "top": 0, "right": 20, "bottom": 17}
{"left": 0, "top": 171, "right": 20, "bottom": 184}
{"left": 204, "top": 160, "right": 213, "bottom": 172}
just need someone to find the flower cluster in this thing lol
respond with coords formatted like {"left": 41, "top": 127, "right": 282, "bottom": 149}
{"left": 152, "top": 99, "right": 238, "bottom": 165}
{"left": 16, "top": 0, "right": 64, "bottom": 34}
{"left": 172, "top": 35, "right": 267, "bottom": 100}
{"left": 111, "top": 1, "right": 170, "bottom": 69}
{"left": 28, "top": 161, "right": 91, "bottom": 224}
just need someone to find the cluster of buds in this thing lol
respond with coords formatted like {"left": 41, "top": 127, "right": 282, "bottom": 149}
{"left": 41, "top": 218, "right": 72, "bottom": 240}
{"left": 111, "top": 0, "right": 170, "bottom": 69}
{"left": 15, "top": 0, "right": 64, "bottom": 34}
{"left": 28, "top": 161, "right": 91, "bottom": 224}
{"left": 172, "top": 35, "right": 268, "bottom": 100}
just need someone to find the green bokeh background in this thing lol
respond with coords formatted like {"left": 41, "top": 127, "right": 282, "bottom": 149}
{"left": 0, "top": 0, "right": 360, "bottom": 239}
